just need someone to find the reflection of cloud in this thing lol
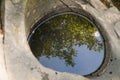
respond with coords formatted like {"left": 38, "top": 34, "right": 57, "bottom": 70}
{"left": 94, "top": 31, "right": 100, "bottom": 37}
{"left": 39, "top": 44, "right": 104, "bottom": 75}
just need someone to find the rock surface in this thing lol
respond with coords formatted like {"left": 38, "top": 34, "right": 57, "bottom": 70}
{"left": 0, "top": 0, "right": 120, "bottom": 80}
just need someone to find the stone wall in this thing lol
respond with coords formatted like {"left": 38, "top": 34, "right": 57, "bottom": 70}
{"left": 0, "top": 0, "right": 120, "bottom": 80}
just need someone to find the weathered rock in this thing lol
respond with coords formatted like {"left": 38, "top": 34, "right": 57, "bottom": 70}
{"left": 0, "top": 0, "right": 120, "bottom": 80}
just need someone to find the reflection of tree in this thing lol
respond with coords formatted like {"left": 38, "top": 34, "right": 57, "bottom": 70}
{"left": 29, "top": 14, "right": 104, "bottom": 67}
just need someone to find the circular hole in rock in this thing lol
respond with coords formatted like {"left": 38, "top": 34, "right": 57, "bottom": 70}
{"left": 28, "top": 13, "right": 105, "bottom": 76}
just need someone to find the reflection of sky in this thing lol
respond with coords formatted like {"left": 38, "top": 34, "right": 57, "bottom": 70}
{"left": 93, "top": 31, "right": 101, "bottom": 40}
{"left": 39, "top": 36, "right": 104, "bottom": 75}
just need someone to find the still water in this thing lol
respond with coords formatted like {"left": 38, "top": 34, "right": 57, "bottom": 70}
{"left": 28, "top": 14, "right": 105, "bottom": 75}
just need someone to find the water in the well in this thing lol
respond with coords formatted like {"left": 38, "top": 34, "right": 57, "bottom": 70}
{"left": 28, "top": 14, "right": 105, "bottom": 75}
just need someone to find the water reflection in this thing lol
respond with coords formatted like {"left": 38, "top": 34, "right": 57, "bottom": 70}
{"left": 28, "top": 14, "right": 104, "bottom": 75}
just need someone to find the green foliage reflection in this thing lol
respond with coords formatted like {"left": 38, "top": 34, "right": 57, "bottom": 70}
{"left": 29, "top": 14, "right": 104, "bottom": 67}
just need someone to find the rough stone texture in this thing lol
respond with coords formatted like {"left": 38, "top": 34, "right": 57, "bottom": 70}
{"left": 0, "top": 32, "right": 8, "bottom": 80}
{"left": 114, "top": 21, "right": 120, "bottom": 38}
{"left": 2, "top": 0, "right": 89, "bottom": 80}
{"left": 0, "top": 0, "right": 120, "bottom": 80}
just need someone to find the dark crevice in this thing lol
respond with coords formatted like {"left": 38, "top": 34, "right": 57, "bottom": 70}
{"left": 59, "top": 0, "right": 73, "bottom": 11}
{"left": 100, "top": 0, "right": 112, "bottom": 8}
{"left": 111, "top": 0, "right": 120, "bottom": 11}
{"left": 0, "top": 0, "right": 3, "bottom": 35}
{"left": 0, "top": 0, "right": 8, "bottom": 76}
{"left": 69, "top": 0, "right": 82, "bottom": 9}
{"left": 81, "top": 0, "right": 95, "bottom": 8}
{"left": 114, "top": 29, "right": 120, "bottom": 39}
{"left": 109, "top": 71, "right": 112, "bottom": 75}
{"left": 59, "top": 0, "right": 95, "bottom": 10}
{"left": 100, "top": 0, "right": 120, "bottom": 10}
{"left": 0, "top": 0, "right": 2, "bottom": 33}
